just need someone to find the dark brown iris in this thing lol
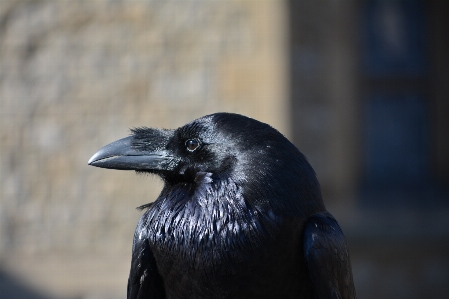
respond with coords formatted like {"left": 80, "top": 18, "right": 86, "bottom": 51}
{"left": 185, "top": 139, "right": 200, "bottom": 152}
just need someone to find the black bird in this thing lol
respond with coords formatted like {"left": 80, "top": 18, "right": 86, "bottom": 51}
{"left": 88, "top": 113, "right": 356, "bottom": 299}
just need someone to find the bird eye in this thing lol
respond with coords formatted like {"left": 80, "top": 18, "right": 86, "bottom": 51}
{"left": 185, "top": 139, "right": 200, "bottom": 152}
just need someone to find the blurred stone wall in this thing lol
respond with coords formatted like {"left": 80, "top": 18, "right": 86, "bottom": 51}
{"left": 0, "top": 1, "right": 288, "bottom": 298}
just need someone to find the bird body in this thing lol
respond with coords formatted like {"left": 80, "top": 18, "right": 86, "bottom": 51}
{"left": 88, "top": 113, "right": 356, "bottom": 299}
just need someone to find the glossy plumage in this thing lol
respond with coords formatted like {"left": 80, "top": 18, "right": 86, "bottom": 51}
{"left": 88, "top": 113, "right": 357, "bottom": 299}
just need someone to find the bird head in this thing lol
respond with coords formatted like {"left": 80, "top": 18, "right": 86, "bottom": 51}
{"left": 88, "top": 113, "right": 322, "bottom": 212}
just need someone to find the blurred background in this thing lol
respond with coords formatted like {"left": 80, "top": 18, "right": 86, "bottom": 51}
{"left": 1, "top": 0, "right": 448, "bottom": 298}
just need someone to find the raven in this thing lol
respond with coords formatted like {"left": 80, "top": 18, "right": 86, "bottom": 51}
{"left": 88, "top": 113, "right": 356, "bottom": 299}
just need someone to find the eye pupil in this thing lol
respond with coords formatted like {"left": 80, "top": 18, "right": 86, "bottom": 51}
{"left": 186, "top": 139, "right": 200, "bottom": 152}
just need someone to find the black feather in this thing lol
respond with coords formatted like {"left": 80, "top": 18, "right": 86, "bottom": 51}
{"left": 89, "top": 112, "right": 357, "bottom": 299}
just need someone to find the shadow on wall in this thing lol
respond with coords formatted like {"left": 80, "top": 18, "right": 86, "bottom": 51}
{"left": 0, "top": 268, "right": 56, "bottom": 299}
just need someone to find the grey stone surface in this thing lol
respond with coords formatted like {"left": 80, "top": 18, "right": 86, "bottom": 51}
{"left": 0, "top": 1, "right": 288, "bottom": 298}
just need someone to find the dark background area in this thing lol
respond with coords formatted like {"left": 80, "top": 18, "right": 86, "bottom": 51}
{"left": 289, "top": 1, "right": 449, "bottom": 298}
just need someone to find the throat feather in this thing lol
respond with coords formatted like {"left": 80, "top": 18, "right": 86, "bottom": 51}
{"left": 144, "top": 178, "right": 277, "bottom": 271}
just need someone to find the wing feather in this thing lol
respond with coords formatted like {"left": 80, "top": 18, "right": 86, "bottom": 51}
{"left": 127, "top": 219, "right": 165, "bottom": 299}
{"left": 303, "top": 212, "right": 356, "bottom": 299}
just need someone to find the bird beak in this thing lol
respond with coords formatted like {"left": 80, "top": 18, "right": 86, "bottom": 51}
{"left": 88, "top": 136, "right": 178, "bottom": 171}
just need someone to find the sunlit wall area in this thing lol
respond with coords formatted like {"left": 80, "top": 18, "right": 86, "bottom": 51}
{"left": 0, "top": 1, "right": 288, "bottom": 298}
